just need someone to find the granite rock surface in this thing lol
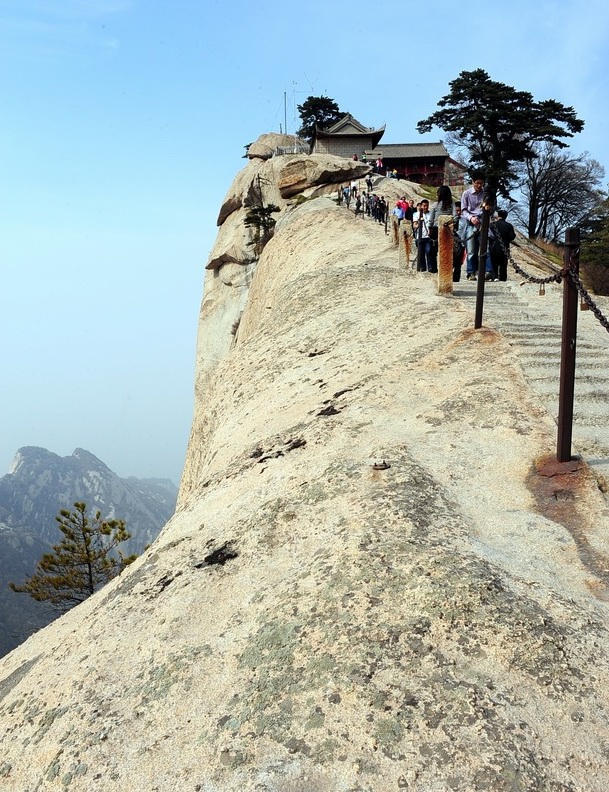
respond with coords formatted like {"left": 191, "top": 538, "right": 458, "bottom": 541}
{"left": 1, "top": 146, "right": 609, "bottom": 792}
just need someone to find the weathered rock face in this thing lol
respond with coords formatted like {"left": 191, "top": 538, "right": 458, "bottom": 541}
{"left": 216, "top": 141, "right": 372, "bottom": 228}
{"left": 2, "top": 147, "right": 609, "bottom": 792}
{"left": 276, "top": 155, "right": 371, "bottom": 198}
{"left": 216, "top": 157, "right": 267, "bottom": 227}
{"left": 200, "top": 144, "right": 385, "bottom": 459}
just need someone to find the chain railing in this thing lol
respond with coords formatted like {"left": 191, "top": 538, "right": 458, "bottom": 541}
{"left": 568, "top": 265, "right": 609, "bottom": 333}
{"left": 491, "top": 224, "right": 609, "bottom": 335}
{"left": 486, "top": 224, "right": 609, "bottom": 463}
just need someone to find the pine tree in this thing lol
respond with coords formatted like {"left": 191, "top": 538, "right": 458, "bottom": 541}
{"left": 244, "top": 203, "right": 280, "bottom": 255}
{"left": 417, "top": 69, "right": 584, "bottom": 201}
{"left": 10, "top": 502, "right": 137, "bottom": 612}
{"left": 296, "top": 95, "right": 343, "bottom": 143}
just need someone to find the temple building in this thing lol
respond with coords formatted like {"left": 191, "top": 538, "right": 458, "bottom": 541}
{"left": 313, "top": 113, "right": 386, "bottom": 159}
{"left": 313, "top": 114, "right": 467, "bottom": 187}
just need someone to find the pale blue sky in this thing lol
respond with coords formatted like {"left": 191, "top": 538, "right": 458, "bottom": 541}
{"left": 1, "top": 0, "right": 608, "bottom": 485}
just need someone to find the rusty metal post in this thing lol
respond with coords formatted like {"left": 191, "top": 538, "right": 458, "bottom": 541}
{"left": 397, "top": 218, "right": 405, "bottom": 268}
{"left": 556, "top": 228, "right": 581, "bottom": 462}
{"left": 474, "top": 205, "right": 491, "bottom": 328}
{"left": 437, "top": 215, "right": 454, "bottom": 295}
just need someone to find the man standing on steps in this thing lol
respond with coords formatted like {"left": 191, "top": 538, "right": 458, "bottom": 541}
{"left": 461, "top": 171, "right": 492, "bottom": 281}
{"left": 489, "top": 210, "right": 516, "bottom": 281}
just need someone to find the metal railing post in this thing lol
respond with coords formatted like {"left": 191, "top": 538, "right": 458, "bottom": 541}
{"left": 556, "top": 227, "right": 581, "bottom": 462}
{"left": 474, "top": 205, "right": 491, "bottom": 329}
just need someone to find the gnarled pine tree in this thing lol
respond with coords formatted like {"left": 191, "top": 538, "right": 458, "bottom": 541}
{"left": 417, "top": 69, "right": 584, "bottom": 201}
{"left": 10, "top": 501, "right": 137, "bottom": 612}
{"left": 296, "top": 95, "right": 343, "bottom": 144}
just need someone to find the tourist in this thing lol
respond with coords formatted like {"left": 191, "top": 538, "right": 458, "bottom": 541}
{"left": 489, "top": 210, "right": 516, "bottom": 281}
{"left": 412, "top": 199, "right": 435, "bottom": 272}
{"left": 429, "top": 185, "right": 454, "bottom": 232}
{"left": 461, "top": 171, "right": 492, "bottom": 281}
{"left": 429, "top": 186, "right": 454, "bottom": 274}
{"left": 391, "top": 201, "right": 405, "bottom": 224}
{"left": 453, "top": 204, "right": 465, "bottom": 282}
{"left": 404, "top": 200, "right": 415, "bottom": 224}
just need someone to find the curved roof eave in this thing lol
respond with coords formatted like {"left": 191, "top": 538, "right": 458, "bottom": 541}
{"left": 370, "top": 125, "right": 386, "bottom": 148}
{"left": 315, "top": 123, "right": 386, "bottom": 143}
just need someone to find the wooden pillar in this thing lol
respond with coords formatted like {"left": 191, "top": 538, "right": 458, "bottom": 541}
{"left": 391, "top": 216, "right": 399, "bottom": 247}
{"left": 437, "top": 214, "right": 453, "bottom": 295}
{"left": 398, "top": 221, "right": 414, "bottom": 272}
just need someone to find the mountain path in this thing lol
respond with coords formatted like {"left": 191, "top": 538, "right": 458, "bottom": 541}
{"left": 453, "top": 265, "right": 609, "bottom": 492}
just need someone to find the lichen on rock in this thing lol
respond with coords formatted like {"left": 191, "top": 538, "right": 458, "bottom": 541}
{"left": 1, "top": 138, "right": 609, "bottom": 792}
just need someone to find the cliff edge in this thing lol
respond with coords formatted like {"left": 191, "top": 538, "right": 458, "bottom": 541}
{"left": 1, "top": 139, "right": 609, "bottom": 792}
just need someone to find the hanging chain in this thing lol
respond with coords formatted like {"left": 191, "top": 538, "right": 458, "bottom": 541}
{"left": 567, "top": 264, "right": 609, "bottom": 332}
{"left": 489, "top": 222, "right": 609, "bottom": 335}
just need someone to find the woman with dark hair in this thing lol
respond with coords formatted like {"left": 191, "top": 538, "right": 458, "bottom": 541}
{"left": 429, "top": 185, "right": 454, "bottom": 227}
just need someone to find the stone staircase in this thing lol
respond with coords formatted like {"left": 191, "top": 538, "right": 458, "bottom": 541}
{"left": 455, "top": 273, "right": 609, "bottom": 490}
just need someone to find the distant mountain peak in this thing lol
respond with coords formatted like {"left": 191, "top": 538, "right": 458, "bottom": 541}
{"left": 71, "top": 448, "right": 110, "bottom": 471}
{"left": 9, "top": 446, "right": 60, "bottom": 474}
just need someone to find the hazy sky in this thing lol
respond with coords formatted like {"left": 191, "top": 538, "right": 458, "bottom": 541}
{"left": 1, "top": 0, "right": 608, "bottom": 485}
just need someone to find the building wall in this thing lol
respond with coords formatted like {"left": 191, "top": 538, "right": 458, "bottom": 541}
{"left": 315, "top": 136, "right": 374, "bottom": 158}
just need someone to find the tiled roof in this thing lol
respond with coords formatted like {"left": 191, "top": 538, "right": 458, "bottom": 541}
{"left": 370, "top": 142, "right": 449, "bottom": 158}
{"left": 320, "top": 113, "right": 384, "bottom": 135}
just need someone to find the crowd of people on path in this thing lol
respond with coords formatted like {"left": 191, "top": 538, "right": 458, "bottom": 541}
{"left": 338, "top": 182, "right": 391, "bottom": 224}
{"left": 394, "top": 173, "right": 515, "bottom": 282}
{"left": 339, "top": 169, "right": 516, "bottom": 283}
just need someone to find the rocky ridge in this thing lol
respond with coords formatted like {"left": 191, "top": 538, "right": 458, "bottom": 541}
{"left": 1, "top": 137, "right": 609, "bottom": 791}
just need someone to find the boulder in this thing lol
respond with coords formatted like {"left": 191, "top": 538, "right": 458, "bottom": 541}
{"left": 216, "top": 157, "right": 291, "bottom": 227}
{"left": 276, "top": 153, "right": 372, "bottom": 197}
{"left": 246, "top": 132, "right": 308, "bottom": 160}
